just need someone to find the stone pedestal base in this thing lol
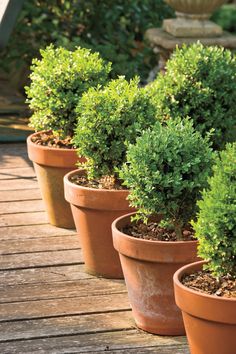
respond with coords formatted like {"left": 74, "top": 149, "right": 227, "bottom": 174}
{"left": 145, "top": 28, "right": 236, "bottom": 72}
{"left": 163, "top": 18, "right": 223, "bottom": 38}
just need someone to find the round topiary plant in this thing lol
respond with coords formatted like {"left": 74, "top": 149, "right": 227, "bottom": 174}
{"left": 25, "top": 45, "right": 111, "bottom": 139}
{"left": 73, "top": 76, "right": 156, "bottom": 184}
{"left": 148, "top": 42, "right": 236, "bottom": 150}
{"left": 119, "top": 118, "right": 214, "bottom": 240}
{"left": 192, "top": 143, "right": 236, "bottom": 277}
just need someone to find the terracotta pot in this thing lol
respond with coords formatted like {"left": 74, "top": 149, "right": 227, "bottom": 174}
{"left": 27, "top": 131, "right": 84, "bottom": 229}
{"left": 64, "top": 169, "right": 134, "bottom": 279}
{"left": 174, "top": 260, "right": 236, "bottom": 354}
{"left": 112, "top": 213, "right": 199, "bottom": 335}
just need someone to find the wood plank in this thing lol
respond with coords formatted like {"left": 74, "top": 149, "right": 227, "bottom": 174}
{"left": 0, "top": 311, "right": 133, "bottom": 342}
{"left": 0, "top": 167, "right": 35, "bottom": 180}
{"left": 0, "top": 293, "right": 130, "bottom": 321}
{"left": 0, "top": 330, "right": 189, "bottom": 353}
{"left": 0, "top": 223, "right": 76, "bottom": 241}
{"left": 0, "top": 188, "right": 41, "bottom": 202}
{"left": 0, "top": 265, "right": 93, "bottom": 286}
{"left": 0, "top": 249, "right": 83, "bottom": 270}
{"left": 0, "top": 211, "right": 48, "bottom": 227}
{"left": 0, "top": 235, "right": 80, "bottom": 255}
{"left": 0, "top": 145, "right": 31, "bottom": 169}
{"left": 0, "top": 177, "right": 38, "bottom": 190}
{"left": 0, "top": 278, "right": 126, "bottom": 303}
{"left": 0, "top": 199, "right": 44, "bottom": 214}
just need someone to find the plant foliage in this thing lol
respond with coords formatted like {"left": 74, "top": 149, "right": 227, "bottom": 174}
{"left": 0, "top": 0, "right": 173, "bottom": 82}
{"left": 148, "top": 43, "right": 236, "bottom": 149}
{"left": 73, "top": 76, "right": 156, "bottom": 179}
{"left": 120, "top": 119, "right": 213, "bottom": 239}
{"left": 25, "top": 45, "right": 111, "bottom": 138}
{"left": 211, "top": 4, "right": 236, "bottom": 33}
{"left": 193, "top": 143, "right": 236, "bottom": 277}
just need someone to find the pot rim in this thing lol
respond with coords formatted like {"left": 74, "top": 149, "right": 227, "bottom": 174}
{"left": 112, "top": 212, "right": 198, "bottom": 246}
{"left": 174, "top": 260, "right": 236, "bottom": 302}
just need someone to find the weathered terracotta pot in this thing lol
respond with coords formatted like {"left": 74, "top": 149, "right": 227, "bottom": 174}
{"left": 27, "top": 131, "right": 83, "bottom": 229}
{"left": 174, "top": 260, "right": 236, "bottom": 354}
{"left": 64, "top": 169, "right": 134, "bottom": 279}
{"left": 112, "top": 212, "right": 199, "bottom": 335}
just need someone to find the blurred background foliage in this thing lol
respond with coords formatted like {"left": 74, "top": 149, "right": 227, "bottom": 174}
{"left": 0, "top": 1, "right": 235, "bottom": 88}
{"left": 0, "top": 0, "right": 174, "bottom": 84}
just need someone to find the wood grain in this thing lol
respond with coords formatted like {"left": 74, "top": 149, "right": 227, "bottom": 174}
{"left": 0, "top": 223, "right": 76, "bottom": 240}
{"left": 0, "top": 211, "right": 48, "bottom": 227}
{"left": 0, "top": 278, "right": 126, "bottom": 303}
{"left": 0, "top": 293, "right": 130, "bottom": 321}
{"left": 0, "top": 199, "right": 44, "bottom": 214}
{"left": 0, "top": 188, "right": 41, "bottom": 202}
{"left": 0, "top": 265, "right": 92, "bottom": 286}
{"left": 0, "top": 249, "right": 83, "bottom": 270}
{"left": 0, "top": 330, "right": 189, "bottom": 353}
{"left": 0, "top": 167, "right": 35, "bottom": 180}
{"left": 0, "top": 235, "right": 80, "bottom": 255}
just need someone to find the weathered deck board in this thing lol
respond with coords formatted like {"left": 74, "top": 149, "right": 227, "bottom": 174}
{"left": 0, "top": 311, "right": 134, "bottom": 341}
{"left": 0, "top": 166, "right": 35, "bottom": 179}
{"left": 0, "top": 199, "right": 45, "bottom": 214}
{"left": 0, "top": 188, "right": 41, "bottom": 202}
{"left": 0, "top": 249, "right": 83, "bottom": 270}
{"left": 0, "top": 143, "right": 189, "bottom": 353}
{"left": 0, "top": 331, "right": 189, "bottom": 354}
{"left": 0, "top": 293, "right": 130, "bottom": 321}
{"left": 0, "top": 211, "right": 48, "bottom": 227}
{"left": 0, "top": 278, "right": 126, "bottom": 303}
{"left": 0, "top": 224, "right": 75, "bottom": 240}
{"left": 0, "top": 265, "right": 92, "bottom": 286}
{"left": 0, "top": 235, "right": 79, "bottom": 254}
{"left": 0, "top": 177, "right": 38, "bottom": 190}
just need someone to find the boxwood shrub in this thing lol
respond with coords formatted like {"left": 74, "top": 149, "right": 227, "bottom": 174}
{"left": 148, "top": 43, "right": 236, "bottom": 150}
{"left": 25, "top": 45, "right": 111, "bottom": 138}
{"left": 193, "top": 143, "right": 236, "bottom": 277}
{"left": 120, "top": 118, "right": 213, "bottom": 239}
{"left": 73, "top": 76, "right": 156, "bottom": 180}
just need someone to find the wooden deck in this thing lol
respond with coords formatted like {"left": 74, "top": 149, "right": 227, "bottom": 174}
{"left": 0, "top": 143, "right": 189, "bottom": 353}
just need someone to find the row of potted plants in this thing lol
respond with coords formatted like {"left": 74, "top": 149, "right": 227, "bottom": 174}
{"left": 26, "top": 42, "right": 236, "bottom": 353}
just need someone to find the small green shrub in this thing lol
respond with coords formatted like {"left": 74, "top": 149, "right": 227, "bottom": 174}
{"left": 148, "top": 43, "right": 236, "bottom": 150}
{"left": 120, "top": 119, "right": 213, "bottom": 239}
{"left": 73, "top": 76, "right": 156, "bottom": 179}
{"left": 25, "top": 45, "right": 111, "bottom": 138}
{"left": 193, "top": 143, "right": 236, "bottom": 277}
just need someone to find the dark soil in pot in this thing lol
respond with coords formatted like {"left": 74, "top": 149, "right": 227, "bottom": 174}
{"left": 181, "top": 270, "right": 236, "bottom": 298}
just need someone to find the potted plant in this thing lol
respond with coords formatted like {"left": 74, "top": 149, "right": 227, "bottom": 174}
{"left": 112, "top": 118, "right": 213, "bottom": 334}
{"left": 64, "top": 76, "right": 156, "bottom": 278}
{"left": 174, "top": 143, "right": 236, "bottom": 354}
{"left": 148, "top": 42, "right": 236, "bottom": 150}
{"left": 26, "top": 45, "right": 111, "bottom": 228}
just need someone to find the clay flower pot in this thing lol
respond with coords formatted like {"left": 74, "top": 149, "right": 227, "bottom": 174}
{"left": 64, "top": 169, "right": 134, "bottom": 279}
{"left": 112, "top": 212, "right": 199, "bottom": 335}
{"left": 174, "top": 260, "right": 236, "bottom": 354}
{"left": 27, "top": 131, "right": 84, "bottom": 229}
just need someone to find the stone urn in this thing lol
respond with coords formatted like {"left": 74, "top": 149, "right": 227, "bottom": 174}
{"left": 163, "top": 0, "right": 227, "bottom": 37}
